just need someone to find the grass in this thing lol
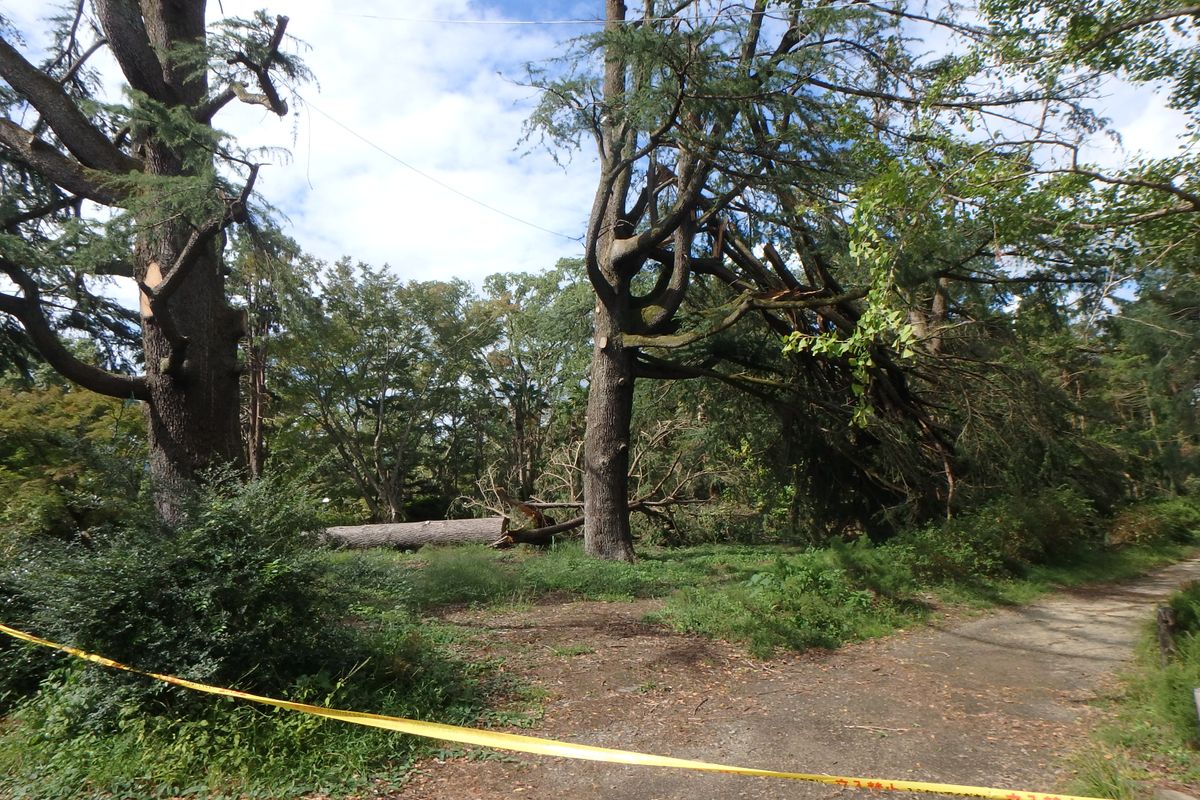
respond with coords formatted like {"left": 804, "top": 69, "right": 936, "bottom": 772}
{"left": 0, "top": 616, "right": 550, "bottom": 800}
{"left": 1069, "top": 581, "right": 1200, "bottom": 797}
{"left": 3, "top": 493, "right": 1196, "bottom": 798}
{"left": 319, "top": 497, "right": 1199, "bottom": 661}
{"left": 0, "top": 614, "right": 501, "bottom": 800}
{"left": 931, "top": 539, "right": 1199, "bottom": 608}
{"left": 550, "top": 644, "right": 596, "bottom": 657}
{"left": 655, "top": 546, "right": 928, "bottom": 656}
{"left": 320, "top": 540, "right": 785, "bottom": 611}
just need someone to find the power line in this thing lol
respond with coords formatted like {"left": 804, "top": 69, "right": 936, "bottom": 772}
{"left": 336, "top": 14, "right": 608, "bottom": 25}
{"left": 297, "top": 95, "right": 583, "bottom": 243}
{"left": 331, "top": 7, "right": 822, "bottom": 26}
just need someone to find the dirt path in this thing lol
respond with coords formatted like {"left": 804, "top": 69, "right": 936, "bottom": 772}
{"left": 398, "top": 559, "right": 1200, "bottom": 800}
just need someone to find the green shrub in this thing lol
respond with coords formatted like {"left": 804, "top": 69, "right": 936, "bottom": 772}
{"left": 0, "top": 619, "right": 486, "bottom": 799}
{"left": 0, "top": 473, "right": 487, "bottom": 798}
{"left": 662, "top": 550, "right": 919, "bottom": 656}
{"left": 887, "top": 487, "right": 1100, "bottom": 583}
{"left": 1109, "top": 497, "right": 1200, "bottom": 547}
{"left": 886, "top": 522, "right": 1008, "bottom": 583}
{"left": 830, "top": 537, "right": 917, "bottom": 599}
{"left": 0, "top": 571, "right": 55, "bottom": 713}
{"left": 1012, "top": 486, "right": 1101, "bottom": 560}
{"left": 0, "top": 385, "right": 144, "bottom": 553}
{"left": 2, "top": 473, "right": 353, "bottom": 720}
{"left": 1168, "top": 580, "right": 1200, "bottom": 635}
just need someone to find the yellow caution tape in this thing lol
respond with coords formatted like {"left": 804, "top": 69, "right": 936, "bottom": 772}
{"left": 0, "top": 622, "right": 1107, "bottom": 800}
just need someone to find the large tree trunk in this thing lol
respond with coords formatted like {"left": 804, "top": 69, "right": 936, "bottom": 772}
{"left": 582, "top": 302, "right": 637, "bottom": 562}
{"left": 140, "top": 237, "right": 244, "bottom": 521}
{"left": 124, "top": 2, "right": 244, "bottom": 521}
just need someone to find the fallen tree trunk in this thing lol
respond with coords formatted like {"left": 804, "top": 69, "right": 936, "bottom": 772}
{"left": 324, "top": 517, "right": 506, "bottom": 549}
{"left": 494, "top": 516, "right": 585, "bottom": 548}
{"left": 323, "top": 516, "right": 585, "bottom": 550}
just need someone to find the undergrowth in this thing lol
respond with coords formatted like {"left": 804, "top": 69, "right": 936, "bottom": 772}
{"left": 325, "top": 490, "right": 1200, "bottom": 659}
{"left": 1070, "top": 580, "right": 1200, "bottom": 798}
{"left": 2, "top": 486, "right": 1196, "bottom": 798}
{"left": 0, "top": 475, "right": 493, "bottom": 799}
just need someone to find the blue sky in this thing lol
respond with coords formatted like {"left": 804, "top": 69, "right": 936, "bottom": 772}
{"left": 6, "top": 1, "right": 1192, "bottom": 289}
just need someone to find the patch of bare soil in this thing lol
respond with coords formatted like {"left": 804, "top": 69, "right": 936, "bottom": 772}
{"left": 393, "top": 560, "right": 1200, "bottom": 800}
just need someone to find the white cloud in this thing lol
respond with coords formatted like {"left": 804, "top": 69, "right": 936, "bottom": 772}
{"left": 7, "top": 0, "right": 1194, "bottom": 291}
{"left": 9, "top": 0, "right": 599, "bottom": 284}
{"left": 209, "top": 0, "right": 598, "bottom": 282}
{"left": 1081, "top": 79, "right": 1192, "bottom": 167}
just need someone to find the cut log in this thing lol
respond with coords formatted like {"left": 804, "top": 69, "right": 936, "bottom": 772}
{"left": 323, "top": 517, "right": 506, "bottom": 549}
{"left": 324, "top": 513, "right": 589, "bottom": 551}
{"left": 494, "top": 515, "right": 585, "bottom": 548}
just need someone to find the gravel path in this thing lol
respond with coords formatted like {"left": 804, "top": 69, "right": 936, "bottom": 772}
{"left": 397, "top": 559, "right": 1200, "bottom": 800}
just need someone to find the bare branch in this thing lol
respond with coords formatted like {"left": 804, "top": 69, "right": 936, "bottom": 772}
{"left": 196, "top": 15, "right": 292, "bottom": 122}
{"left": 1066, "top": 166, "right": 1200, "bottom": 209}
{"left": 2, "top": 194, "right": 80, "bottom": 232}
{"left": 58, "top": 37, "right": 108, "bottom": 87}
{"left": 1080, "top": 6, "right": 1200, "bottom": 53}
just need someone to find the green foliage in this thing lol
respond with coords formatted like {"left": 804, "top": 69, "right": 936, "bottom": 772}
{"left": 0, "top": 475, "right": 487, "bottom": 798}
{"left": 1169, "top": 580, "right": 1200, "bottom": 638}
{"left": 0, "top": 383, "right": 144, "bottom": 552}
{"left": 0, "top": 664, "right": 447, "bottom": 800}
{"left": 982, "top": 0, "right": 1200, "bottom": 117}
{"left": 201, "top": 11, "right": 314, "bottom": 89}
{"left": 479, "top": 260, "right": 593, "bottom": 500}
{"left": 1071, "top": 580, "right": 1200, "bottom": 795}
{"left": 979, "top": 0, "right": 1200, "bottom": 270}
{"left": 271, "top": 261, "right": 496, "bottom": 522}
{"left": 1109, "top": 497, "right": 1200, "bottom": 547}
{"left": 1097, "top": 270, "right": 1200, "bottom": 496}
{"left": 889, "top": 488, "right": 1101, "bottom": 583}
{"left": 662, "top": 549, "right": 921, "bottom": 657}
{"left": 3, "top": 474, "right": 340, "bottom": 711}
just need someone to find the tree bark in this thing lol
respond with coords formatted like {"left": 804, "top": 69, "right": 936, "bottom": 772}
{"left": 582, "top": 301, "right": 637, "bottom": 561}
{"left": 323, "top": 515, "right": 587, "bottom": 550}
{"left": 140, "top": 231, "right": 244, "bottom": 521}
{"left": 324, "top": 517, "right": 507, "bottom": 549}
{"left": 124, "top": 3, "right": 244, "bottom": 522}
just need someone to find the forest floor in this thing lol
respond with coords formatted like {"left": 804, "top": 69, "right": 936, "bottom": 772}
{"left": 392, "top": 558, "right": 1200, "bottom": 800}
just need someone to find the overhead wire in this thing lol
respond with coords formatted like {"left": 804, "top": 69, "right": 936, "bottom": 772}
{"left": 296, "top": 94, "right": 584, "bottom": 243}
{"left": 293, "top": 2, "right": 905, "bottom": 244}
{"left": 331, "top": 4, "right": 870, "bottom": 26}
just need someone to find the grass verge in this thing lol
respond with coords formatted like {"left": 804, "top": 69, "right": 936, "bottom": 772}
{"left": 324, "top": 493, "right": 1200, "bottom": 658}
{"left": 1069, "top": 581, "right": 1200, "bottom": 798}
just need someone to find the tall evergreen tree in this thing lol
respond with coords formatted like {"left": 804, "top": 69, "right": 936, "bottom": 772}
{"left": 0, "top": 3, "right": 306, "bottom": 519}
